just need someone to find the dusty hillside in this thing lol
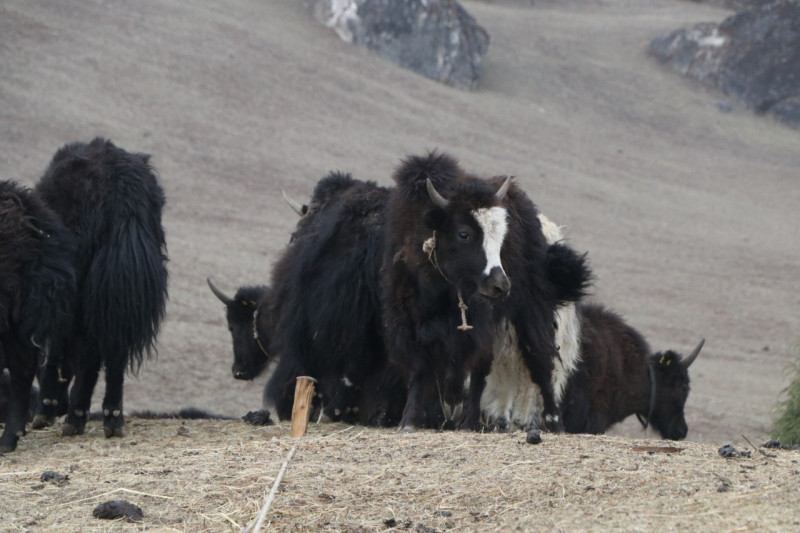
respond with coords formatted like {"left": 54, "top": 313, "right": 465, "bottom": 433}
{"left": 0, "top": 0, "right": 798, "bottom": 452}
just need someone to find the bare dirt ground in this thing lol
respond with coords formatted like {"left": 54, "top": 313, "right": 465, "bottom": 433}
{"left": 1, "top": 0, "right": 799, "bottom": 529}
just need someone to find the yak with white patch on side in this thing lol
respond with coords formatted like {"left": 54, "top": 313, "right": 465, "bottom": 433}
{"left": 381, "top": 153, "right": 591, "bottom": 430}
{"left": 561, "top": 302, "right": 703, "bottom": 440}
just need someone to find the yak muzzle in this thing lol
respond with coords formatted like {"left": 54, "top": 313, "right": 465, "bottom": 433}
{"left": 479, "top": 267, "right": 511, "bottom": 300}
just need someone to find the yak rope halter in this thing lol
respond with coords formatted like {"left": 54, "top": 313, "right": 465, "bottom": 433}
{"left": 636, "top": 363, "right": 657, "bottom": 430}
{"left": 251, "top": 308, "right": 270, "bottom": 357}
{"left": 423, "top": 231, "right": 473, "bottom": 331}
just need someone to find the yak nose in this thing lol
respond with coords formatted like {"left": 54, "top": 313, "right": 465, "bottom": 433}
{"left": 480, "top": 267, "right": 511, "bottom": 299}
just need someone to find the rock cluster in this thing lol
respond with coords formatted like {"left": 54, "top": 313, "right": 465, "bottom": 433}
{"left": 308, "top": 0, "right": 490, "bottom": 89}
{"left": 650, "top": 0, "right": 800, "bottom": 129}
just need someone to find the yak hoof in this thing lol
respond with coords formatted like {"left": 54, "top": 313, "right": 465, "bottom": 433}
{"left": 397, "top": 425, "right": 416, "bottom": 434}
{"left": 62, "top": 423, "right": 84, "bottom": 437}
{"left": 31, "top": 414, "right": 55, "bottom": 430}
{"left": 104, "top": 426, "right": 125, "bottom": 438}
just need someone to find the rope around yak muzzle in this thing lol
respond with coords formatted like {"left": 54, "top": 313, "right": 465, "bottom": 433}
{"left": 423, "top": 231, "right": 473, "bottom": 331}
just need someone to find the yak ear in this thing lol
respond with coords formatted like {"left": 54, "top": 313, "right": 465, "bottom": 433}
{"left": 656, "top": 351, "right": 679, "bottom": 368}
{"left": 423, "top": 206, "right": 448, "bottom": 230}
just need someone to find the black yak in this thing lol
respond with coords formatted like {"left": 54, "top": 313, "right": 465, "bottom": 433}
{"left": 561, "top": 302, "right": 704, "bottom": 440}
{"left": 31, "top": 138, "right": 168, "bottom": 439}
{"left": 211, "top": 172, "right": 392, "bottom": 424}
{"left": 381, "top": 153, "right": 591, "bottom": 430}
{"left": 0, "top": 180, "right": 76, "bottom": 453}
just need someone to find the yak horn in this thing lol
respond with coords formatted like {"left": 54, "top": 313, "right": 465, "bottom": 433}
{"left": 207, "top": 277, "right": 234, "bottom": 306}
{"left": 24, "top": 220, "right": 48, "bottom": 238}
{"left": 495, "top": 175, "right": 513, "bottom": 200}
{"left": 426, "top": 178, "right": 449, "bottom": 209}
{"left": 682, "top": 338, "right": 705, "bottom": 368}
{"left": 282, "top": 190, "right": 308, "bottom": 217}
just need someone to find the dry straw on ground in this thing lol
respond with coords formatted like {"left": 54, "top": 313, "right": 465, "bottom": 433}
{"left": 1, "top": 418, "right": 799, "bottom": 531}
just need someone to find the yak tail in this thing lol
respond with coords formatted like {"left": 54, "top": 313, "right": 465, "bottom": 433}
{"left": 83, "top": 216, "right": 168, "bottom": 375}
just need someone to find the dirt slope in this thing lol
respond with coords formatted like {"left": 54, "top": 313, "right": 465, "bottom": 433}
{"left": 1, "top": 0, "right": 798, "bottom": 446}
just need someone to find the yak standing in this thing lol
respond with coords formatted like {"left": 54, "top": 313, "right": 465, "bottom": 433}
{"left": 381, "top": 153, "right": 591, "bottom": 430}
{"left": 32, "top": 138, "right": 168, "bottom": 439}
{"left": 0, "top": 180, "right": 76, "bottom": 453}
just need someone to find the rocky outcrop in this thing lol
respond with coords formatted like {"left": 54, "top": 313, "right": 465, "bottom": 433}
{"left": 650, "top": 0, "right": 800, "bottom": 130}
{"left": 308, "top": 0, "right": 490, "bottom": 89}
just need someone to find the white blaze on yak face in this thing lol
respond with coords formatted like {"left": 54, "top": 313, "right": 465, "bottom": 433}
{"left": 472, "top": 206, "right": 509, "bottom": 276}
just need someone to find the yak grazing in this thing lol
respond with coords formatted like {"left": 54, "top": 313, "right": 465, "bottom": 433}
{"left": 31, "top": 138, "right": 169, "bottom": 440}
{"left": 381, "top": 153, "right": 591, "bottom": 430}
{"left": 0, "top": 180, "right": 76, "bottom": 453}
{"left": 561, "top": 302, "right": 704, "bottom": 440}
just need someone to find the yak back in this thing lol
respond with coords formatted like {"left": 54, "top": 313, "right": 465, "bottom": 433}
{"left": 562, "top": 302, "right": 652, "bottom": 434}
{"left": 35, "top": 137, "right": 168, "bottom": 373}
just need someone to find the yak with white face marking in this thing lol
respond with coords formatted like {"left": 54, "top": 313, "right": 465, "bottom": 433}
{"left": 381, "top": 153, "right": 591, "bottom": 430}
{"left": 481, "top": 214, "right": 584, "bottom": 431}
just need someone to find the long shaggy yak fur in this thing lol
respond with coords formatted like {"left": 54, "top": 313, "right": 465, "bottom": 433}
{"left": 0, "top": 180, "right": 76, "bottom": 452}
{"left": 33, "top": 137, "right": 168, "bottom": 439}
{"left": 264, "top": 172, "right": 391, "bottom": 422}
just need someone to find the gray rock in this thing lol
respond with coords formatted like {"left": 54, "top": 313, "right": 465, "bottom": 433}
{"left": 308, "top": 0, "right": 490, "bottom": 89}
{"left": 650, "top": 0, "right": 800, "bottom": 129}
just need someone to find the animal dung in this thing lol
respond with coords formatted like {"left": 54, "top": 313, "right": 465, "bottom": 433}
{"left": 40, "top": 470, "right": 69, "bottom": 486}
{"left": 242, "top": 410, "right": 274, "bottom": 426}
{"left": 525, "top": 429, "right": 542, "bottom": 444}
{"left": 718, "top": 444, "right": 751, "bottom": 458}
{"left": 290, "top": 376, "right": 317, "bottom": 437}
{"left": 92, "top": 500, "right": 143, "bottom": 522}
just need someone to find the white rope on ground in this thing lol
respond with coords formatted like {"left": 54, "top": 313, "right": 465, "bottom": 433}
{"left": 246, "top": 444, "right": 297, "bottom": 533}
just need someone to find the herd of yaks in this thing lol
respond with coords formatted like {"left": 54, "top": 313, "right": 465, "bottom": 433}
{"left": 0, "top": 138, "right": 703, "bottom": 454}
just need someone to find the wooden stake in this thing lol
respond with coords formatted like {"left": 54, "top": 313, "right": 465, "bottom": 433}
{"left": 290, "top": 376, "right": 317, "bottom": 437}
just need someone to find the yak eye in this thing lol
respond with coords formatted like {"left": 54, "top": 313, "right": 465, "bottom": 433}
{"left": 458, "top": 231, "right": 471, "bottom": 241}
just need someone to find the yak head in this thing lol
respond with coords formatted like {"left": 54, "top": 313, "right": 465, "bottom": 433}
{"left": 400, "top": 153, "right": 512, "bottom": 301}
{"left": 424, "top": 176, "right": 512, "bottom": 300}
{"left": 647, "top": 339, "right": 704, "bottom": 440}
{"left": 207, "top": 278, "right": 273, "bottom": 380}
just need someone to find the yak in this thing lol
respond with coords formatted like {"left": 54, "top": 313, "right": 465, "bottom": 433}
{"left": 561, "top": 302, "right": 704, "bottom": 440}
{"left": 0, "top": 180, "right": 76, "bottom": 453}
{"left": 480, "top": 213, "right": 585, "bottom": 431}
{"left": 31, "top": 138, "right": 168, "bottom": 439}
{"left": 210, "top": 172, "right": 392, "bottom": 424}
{"left": 381, "top": 153, "right": 591, "bottom": 430}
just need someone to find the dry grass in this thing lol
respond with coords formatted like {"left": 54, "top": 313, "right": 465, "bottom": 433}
{"left": 1, "top": 418, "right": 799, "bottom": 532}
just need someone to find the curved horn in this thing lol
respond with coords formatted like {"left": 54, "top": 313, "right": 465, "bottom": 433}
{"left": 282, "top": 190, "right": 308, "bottom": 217}
{"left": 495, "top": 175, "right": 513, "bottom": 200}
{"left": 682, "top": 338, "right": 705, "bottom": 368}
{"left": 207, "top": 277, "right": 234, "bottom": 306}
{"left": 426, "top": 178, "right": 449, "bottom": 209}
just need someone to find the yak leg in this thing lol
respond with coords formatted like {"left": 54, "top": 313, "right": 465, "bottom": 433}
{"left": 460, "top": 356, "right": 491, "bottom": 431}
{"left": 101, "top": 353, "right": 126, "bottom": 438}
{"left": 33, "top": 359, "right": 72, "bottom": 429}
{"left": 62, "top": 352, "right": 101, "bottom": 436}
{"left": 0, "top": 334, "right": 38, "bottom": 453}
{"left": 399, "top": 362, "right": 428, "bottom": 431}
